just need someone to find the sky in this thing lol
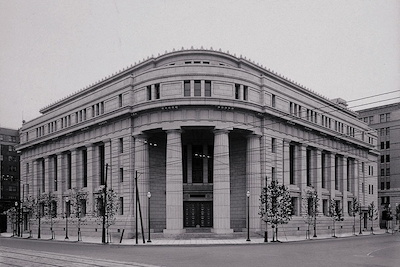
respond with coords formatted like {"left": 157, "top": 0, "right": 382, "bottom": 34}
{"left": 0, "top": 0, "right": 399, "bottom": 129}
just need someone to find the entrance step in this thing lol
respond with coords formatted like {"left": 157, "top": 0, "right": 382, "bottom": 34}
{"left": 185, "top": 228, "right": 212, "bottom": 233}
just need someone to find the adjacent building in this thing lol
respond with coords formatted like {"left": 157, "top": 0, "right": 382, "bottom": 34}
{"left": 358, "top": 102, "right": 400, "bottom": 228}
{"left": 0, "top": 127, "right": 20, "bottom": 232}
{"left": 17, "top": 48, "right": 378, "bottom": 238}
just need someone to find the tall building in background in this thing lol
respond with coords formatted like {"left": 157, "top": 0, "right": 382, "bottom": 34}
{"left": 358, "top": 102, "right": 400, "bottom": 227}
{"left": 17, "top": 49, "right": 378, "bottom": 238}
{"left": 0, "top": 127, "right": 20, "bottom": 232}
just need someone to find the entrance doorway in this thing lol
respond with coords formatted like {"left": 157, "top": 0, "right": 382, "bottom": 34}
{"left": 184, "top": 201, "right": 213, "bottom": 228}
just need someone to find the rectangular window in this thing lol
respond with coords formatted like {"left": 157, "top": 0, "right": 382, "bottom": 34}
{"left": 271, "top": 94, "right": 276, "bottom": 107}
{"left": 243, "top": 86, "right": 248, "bottom": 101}
{"left": 323, "top": 199, "right": 328, "bottom": 216}
{"left": 271, "top": 138, "right": 276, "bottom": 153}
{"left": 372, "top": 185, "right": 374, "bottom": 194}
{"left": 194, "top": 80, "right": 201, "bottom": 96}
{"left": 381, "top": 155, "right": 385, "bottom": 163}
{"left": 205, "top": 81, "right": 211, "bottom": 97}
{"left": 381, "top": 168, "right": 385, "bottom": 177}
{"left": 184, "top": 80, "right": 191, "bottom": 97}
{"left": 321, "top": 153, "right": 326, "bottom": 188}
{"left": 386, "top": 168, "right": 390, "bottom": 176}
{"left": 386, "top": 141, "right": 390, "bottom": 149}
{"left": 335, "top": 156, "right": 339, "bottom": 190}
{"left": 183, "top": 145, "right": 187, "bottom": 183}
{"left": 386, "top": 113, "right": 390, "bottom": 121}
{"left": 291, "top": 197, "right": 298, "bottom": 216}
{"left": 119, "top": 168, "right": 124, "bottom": 182}
{"left": 235, "top": 84, "right": 240, "bottom": 99}
{"left": 155, "top": 83, "right": 160, "bottom": 99}
{"left": 119, "top": 138, "right": 123, "bottom": 153}
{"left": 306, "top": 149, "right": 311, "bottom": 186}
{"left": 67, "top": 153, "right": 72, "bottom": 189}
{"left": 82, "top": 150, "right": 87, "bottom": 188}
{"left": 271, "top": 167, "right": 276, "bottom": 181}
{"left": 289, "top": 144, "right": 295, "bottom": 185}
{"left": 381, "top": 181, "right": 384, "bottom": 190}
{"left": 380, "top": 142, "right": 385, "bottom": 150}
{"left": 386, "top": 127, "right": 390, "bottom": 135}
{"left": 147, "top": 85, "right": 152, "bottom": 100}
{"left": 99, "top": 145, "right": 105, "bottom": 185}
{"left": 386, "top": 182, "right": 390, "bottom": 189}
{"left": 380, "top": 114, "right": 385, "bottom": 122}
{"left": 119, "top": 197, "right": 124, "bottom": 215}
{"left": 386, "top": 155, "right": 390, "bottom": 162}
{"left": 119, "top": 94, "right": 123, "bottom": 107}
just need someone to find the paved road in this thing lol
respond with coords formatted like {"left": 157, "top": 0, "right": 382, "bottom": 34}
{"left": 1, "top": 234, "right": 399, "bottom": 267}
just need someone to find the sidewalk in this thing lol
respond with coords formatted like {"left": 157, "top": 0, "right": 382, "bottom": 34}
{"left": 1, "top": 229, "right": 390, "bottom": 246}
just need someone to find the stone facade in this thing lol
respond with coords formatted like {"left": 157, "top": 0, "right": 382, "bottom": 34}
{"left": 17, "top": 49, "right": 378, "bottom": 238}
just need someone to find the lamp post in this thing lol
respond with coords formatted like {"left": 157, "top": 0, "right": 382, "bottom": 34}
{"left": 313, "top": 193, "right": 317, "bottom": 238}
{"left": 359, "top": 205, "right": 362, "bottom": 235}
{"left": 65, "top": 197, "right": 69, "bottom": 240}
{"left": 246, "top": 190, "right": 251, "bottom": 241}
{"left": 14, "top": 201, "right": 18, "bottom": 237}
{"left": 147, "top": 192, "right": 151, "bottom": 243}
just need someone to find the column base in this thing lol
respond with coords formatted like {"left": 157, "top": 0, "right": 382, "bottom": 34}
{"left": 212, "top": 228, "right": 234, "bottom": 234}
{"left": 163, "top": 229, "right": 186, "bottom": 236}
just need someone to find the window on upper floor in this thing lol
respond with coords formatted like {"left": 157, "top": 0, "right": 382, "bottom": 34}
{"left": 271, "top": 94, "right": 276, "bottom": 107}
{"left": 235, "top": 84, "right": 240, "bottom": 99}
{"left": 119, "top": 94, "right": 123, "bottom": 107}
{"left": 205, "top": 81, "right": 211, "bottom": 97}
{"left": 380, "top": 114, "right": 385, "bottom": 123}
{"left": 380, "top": 142, "right": 385, "bottom": 150}
{"left": 155, "top": 83, "right": 160, "bottom": 99}
{"left": 386, "top": 182, "right": 390, "bottom": 189}
{"left": 386, "top": 141, "right": 390, "bottom": 149}
{"left": 184, "top": 80, "right": 191, "bottom": 97}
{"left": 243, "top": 86, "right": 248, "bottom": 101}
{"left": 194, "top": 80, "right": 201, "bottom": 96}
{"left": 386, "top": 155, "right": 390, "bottom": 162}
{"left": 147, "top": 85, "right": 152, "bottom": 101}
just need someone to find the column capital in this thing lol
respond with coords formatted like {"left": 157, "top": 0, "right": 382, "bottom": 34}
{"left": 246, "top": 133, "right": 262, "bottom": 139}
{"left": 283, "top": 138, "right": 291, "bottom": 143}
{"left": 213, "top": 128, "right": 232, "bottom": 135}
{"left": 164, "top": 128, "right": 182, "bottom": 134}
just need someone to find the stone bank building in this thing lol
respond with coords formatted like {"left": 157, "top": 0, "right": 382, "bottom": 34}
{"left": 18, "top": 49, "right": 378, "bottom": 238}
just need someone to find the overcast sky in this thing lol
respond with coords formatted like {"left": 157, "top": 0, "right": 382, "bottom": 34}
{"left": 1, "top": 0, "right": 399, "bottom": 129}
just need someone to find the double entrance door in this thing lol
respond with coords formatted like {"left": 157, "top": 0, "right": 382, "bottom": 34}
{"left": 184, "top": 201, "right": 213, "bottom": 228}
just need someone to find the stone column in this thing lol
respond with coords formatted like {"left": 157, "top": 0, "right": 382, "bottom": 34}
{"left": 104, "top": 139, "right": 112, "bottom": 188}
{"left": 282, "top": 139, "right": 290, "bottom": 186}
{"left": 44, "top": 157, "right": 50, "bottom": 193}
{"left": 315, "top": 149, "right": 323, "bottom": 211}
{"left": 134, "top": 134, "right": 149, "bottom": 232}
{"left": 32, "top": 160, "right": 38, "bottom": 198}
{"left": 239, "top": 84, "right": 244, "bottom": 100}
{"left": 354, "top": 160, "right": 359, "bottom": 199}
{"left": 299, "top": 144, "right": 307, "bottom": 215}
{"left": 213, "top": 129, "right": 233, "bottom": 233}
{"left": 246, "top": 134, "right": 262, "bottom": 230}
{"left": 86, "top": 145, "right": 94, "bottom": 215}
{"left": 164, "top": 129, "right": 184, "bottom": 234}
{"left": 56, "top": 154, "right": 63, "bottom": 216}
{"left": 71, "top": 149, "right": 78, "bottom": 189}
{"left": 342, "top": 156, "right": 348, "bottom": 216}
{"left": 329, "top": 153, "right": 336, "bottom": 201}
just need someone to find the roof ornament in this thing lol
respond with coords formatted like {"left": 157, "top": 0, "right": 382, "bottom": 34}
{"left": 227, "top": 50, "right": 229, "bottom": 54}
{"left": 191, "top": 46, "right": 194, "bottom": 49}
{"left": 201, "top": 46, "right": 204, "bottom": 49}
{"left": 210, "top": 46, "right": 213, "bottom": 50}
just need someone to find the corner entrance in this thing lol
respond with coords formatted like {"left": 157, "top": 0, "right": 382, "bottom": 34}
{"left": 184, "top": 201, "right": 213, "bottom": 228}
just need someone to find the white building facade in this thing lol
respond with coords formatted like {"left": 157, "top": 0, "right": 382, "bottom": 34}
{"left": 18, "top": 49, "right": 378, "bottom": 238}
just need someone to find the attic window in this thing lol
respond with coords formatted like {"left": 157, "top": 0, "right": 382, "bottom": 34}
{"left": 194, "top": 61, "right": 201, "bottom": 64}
{"left": 185, "top": 61, "right": 191, "bottom": 64}
{"left": 203, "top": 61, "right": 210, "bottom": 64}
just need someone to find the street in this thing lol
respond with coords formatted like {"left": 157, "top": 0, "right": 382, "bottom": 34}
{"left": 1, "top": 234, "right": 399, "bottom": 267}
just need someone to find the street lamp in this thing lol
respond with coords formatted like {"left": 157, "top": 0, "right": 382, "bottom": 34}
{"left": 246, "top": 190, "right": 251, "bottom": 242}
{"left": 14, "top": 201, "right": 19, "bottom": 237}
{"left": 147, "top": 192, "right": 151, "bottom": 243}
{"left": 359, "top": 205, "right": 362, "bottom": 235}
{"left": 65, "top": 196, "right": 69, "bottom": 240}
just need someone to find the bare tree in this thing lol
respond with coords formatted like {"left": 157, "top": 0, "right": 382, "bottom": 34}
{"left": 367, "top": 201, "right": 378, "bottom": 234}
{"left": 329, "top": 199, "right": 343, "bottom": 237}
{"left": 67, "top": 188, "right": 89, "bottom": 241}
{"left": 302, "top": 189, "right": 319, "bottom": 239}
